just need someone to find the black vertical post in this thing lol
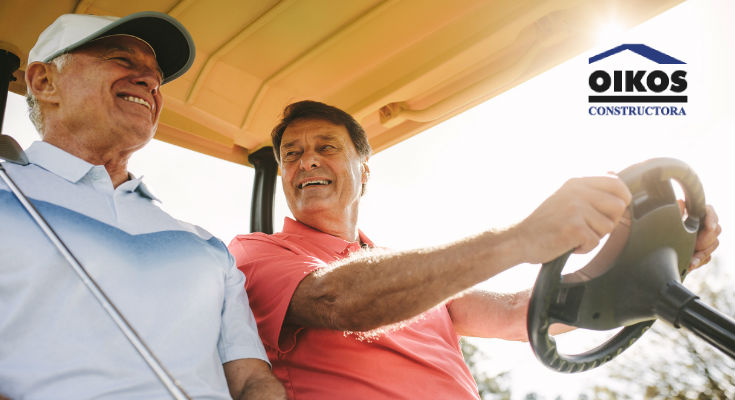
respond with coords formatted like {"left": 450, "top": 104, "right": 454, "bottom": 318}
{"left": 0, "top": 50, "right": 21, "bottom": 133}
{"left": 248, "top": 146, "right": 278, "bottom": 234}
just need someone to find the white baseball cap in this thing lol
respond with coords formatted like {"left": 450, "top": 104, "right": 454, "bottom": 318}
{"left": 28, "top": 11, "right": 195, "bottom": 84}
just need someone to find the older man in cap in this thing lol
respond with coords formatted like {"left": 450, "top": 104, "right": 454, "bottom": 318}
{"left": 0, "top": 11, "right": 285, "bottom": 400}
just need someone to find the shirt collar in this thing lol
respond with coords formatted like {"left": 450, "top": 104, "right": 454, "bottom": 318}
{"left": 25, "top": 141, "right": 159, "bottom": 201}
{"left": 122, "top": 173, "right": 161, "bottom": 202}
{"left": 26, "top": 141, "right": 94, "bottom": 184}
{"left": 282, "top": 217, "right": 374, "bottom": 254}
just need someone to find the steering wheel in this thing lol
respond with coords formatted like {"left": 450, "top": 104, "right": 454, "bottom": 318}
{"left": 527, "top": 158, "right": 707, "bottom": 372}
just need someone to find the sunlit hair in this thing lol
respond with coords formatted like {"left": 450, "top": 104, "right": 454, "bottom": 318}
{"left": 26, "top": 53, "right": 71, "bottom": 136}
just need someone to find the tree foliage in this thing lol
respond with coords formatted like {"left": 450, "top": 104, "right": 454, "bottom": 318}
{"left": 461, "top": 338, "right": 513, "bottom": 400}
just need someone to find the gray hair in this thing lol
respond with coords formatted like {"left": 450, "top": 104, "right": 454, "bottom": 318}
{"left": 26, "top": 53, "right": 71, "bottom": 135}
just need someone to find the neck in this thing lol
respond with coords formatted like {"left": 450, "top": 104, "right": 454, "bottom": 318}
{"left": 43, "top": 133, "right": 139, "bottom": 188}
{"left": 296, "top": 205, "right": 360, "bottom": 242}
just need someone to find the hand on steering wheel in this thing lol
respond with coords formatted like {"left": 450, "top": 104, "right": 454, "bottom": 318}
{"left": 527, "top": 158, "right": 706, "bottom": 372}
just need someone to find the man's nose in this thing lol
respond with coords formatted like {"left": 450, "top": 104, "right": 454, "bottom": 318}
{"left": 133, "top": 69, "right": 161, "bottom": 96}
{"left": 300, "top": 152, "right": 321, "bottom": 170}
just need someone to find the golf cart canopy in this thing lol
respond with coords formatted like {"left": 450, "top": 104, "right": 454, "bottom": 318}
{"left": 1, "top": 0, "right": 682, "bottom": 166}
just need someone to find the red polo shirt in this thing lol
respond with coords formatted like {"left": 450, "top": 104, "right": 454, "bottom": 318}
{"left": 229, "top": 218, "right": 480, "bottom": 400}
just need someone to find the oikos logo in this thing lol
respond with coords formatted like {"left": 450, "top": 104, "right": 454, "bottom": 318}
{"left": 587, "top": 44, "right": 688, "bottom": 116}
{"left": 589, "top": 70, "right": 687, "bottom": 97}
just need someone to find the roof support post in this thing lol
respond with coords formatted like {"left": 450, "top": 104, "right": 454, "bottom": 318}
{"left": 0, "top": 50, "right": 20, "bottom": 133}
{"left": 248, "top": 146, "right": 278, "bottom": 234}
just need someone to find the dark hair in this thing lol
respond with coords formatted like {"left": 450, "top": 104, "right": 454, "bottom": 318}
{"left": 271, "top": 100, "right": 372, "bottom": 161}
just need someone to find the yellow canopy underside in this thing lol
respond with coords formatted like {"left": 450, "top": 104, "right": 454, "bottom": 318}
{"left": 0, "top": 0, "right": 683, "bottom": 166}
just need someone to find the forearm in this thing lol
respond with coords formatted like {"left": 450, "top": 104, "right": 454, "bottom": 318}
{"left": 288, "top": 176, "right": 633, "bottom": 332}
{"left": 288, "top": 227, "right": 525, "bottom": 331}
{"left": 237, "top": 373, "right": 287, "bottom": 400}
{"left": 224, "top": 359, "right": 286, "bottom": 400}
{"left": 449, "top": 288, "right": 575, "bottom": 341}
{"left": 450, "top": 288, "right": 531, "bottom": 340}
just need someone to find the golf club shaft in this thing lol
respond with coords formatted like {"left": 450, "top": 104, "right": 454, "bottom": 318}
{"left": 0, "top": 166, "right": 191, "bottom": 399}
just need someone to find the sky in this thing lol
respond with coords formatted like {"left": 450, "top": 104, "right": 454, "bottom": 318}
{"left": 2, "top": 0, "right": 733, "bottom": 398}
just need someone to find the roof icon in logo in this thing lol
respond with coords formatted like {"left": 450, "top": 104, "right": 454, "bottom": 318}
{"left": 589, "top": 44, "right": 685, "bottom": 64}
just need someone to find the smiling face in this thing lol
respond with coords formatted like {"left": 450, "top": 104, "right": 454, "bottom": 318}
{"left": 49, "top": 35, "right": 163, "bottom": 150}
{"left": 279, "top": 118, "right": 369, "bottom": 236}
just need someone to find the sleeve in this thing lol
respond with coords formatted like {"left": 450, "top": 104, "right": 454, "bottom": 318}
{"left": 228, "top": 235, "right": 327, "bottom": 353}
{"left": 217, "top": 248, "right": 270, "bottom": 364}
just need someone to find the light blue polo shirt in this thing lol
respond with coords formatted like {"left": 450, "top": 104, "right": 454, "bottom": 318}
{"left": 0, "top": 141, "right": 268, "bottom": 399}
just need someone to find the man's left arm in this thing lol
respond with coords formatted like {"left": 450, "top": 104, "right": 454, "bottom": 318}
{"left": 224, "top": 359, "right": 286, "bottom": 400}
{"left": 218, "top": 248, "right": 285, "bottom": 399}
{"left": 449, "top": 288, "right": 533, "bottom": 341}
{"left": 450, "top": 204, "right": 721, "bottom": 340}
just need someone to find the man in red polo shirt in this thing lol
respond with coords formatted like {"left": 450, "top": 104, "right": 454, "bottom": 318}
{"left": 228, "top": 100, "right": 721, "bottom": 399}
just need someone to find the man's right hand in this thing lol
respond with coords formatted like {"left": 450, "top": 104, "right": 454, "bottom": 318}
{"left": 512, "top": 175, "right": 632, "bottom": 265}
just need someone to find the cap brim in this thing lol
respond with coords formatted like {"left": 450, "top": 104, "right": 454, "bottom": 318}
{"left": 47, "top": 11, "right": 195, "bottom": 84}
{"left": 103, "top": 12, "right": 195, "bottom": 84}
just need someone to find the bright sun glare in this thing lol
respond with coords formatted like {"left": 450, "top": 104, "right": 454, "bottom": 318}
{"left": 596, "top": 21, "right": 626, "bottom": 44}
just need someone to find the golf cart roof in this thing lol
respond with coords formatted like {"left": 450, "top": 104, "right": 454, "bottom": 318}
{"left": 1, "top": 0, "right": 682, "bottom": 166}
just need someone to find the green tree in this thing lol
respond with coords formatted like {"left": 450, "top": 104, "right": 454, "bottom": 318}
{"left": 461, "top": 337, "right": 513, "bottom": 400}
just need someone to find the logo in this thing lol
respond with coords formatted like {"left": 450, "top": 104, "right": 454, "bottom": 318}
{"left": 587, "top": 44, "right": 687, "bottom": 116}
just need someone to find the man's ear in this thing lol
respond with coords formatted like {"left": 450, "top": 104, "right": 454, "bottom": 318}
{"left": 361, "top": 160, "right": 370, "bottom": 183}
{"left": 25, "top": 62, "right": 59, "bottom": 102}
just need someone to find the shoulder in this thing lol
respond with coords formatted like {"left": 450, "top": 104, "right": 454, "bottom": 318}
{"left": 174, "top": 218, "right": 219, "bottom": 242}
{"left": 227, "top": 231, "right": 331, "bottom": 274}
{"left": 146, "top": 212, "right": 234, "bottom": 264}
{"left": 0, "top": 161, "right": 31, "bottom": 191}
{"left": 228, "top": 231, "right": 296, "bottom": 257}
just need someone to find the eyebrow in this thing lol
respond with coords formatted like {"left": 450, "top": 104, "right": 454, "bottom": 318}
{"left": 102, "top": 45, "right": 165, "bottom": 81}
{"left": 281, "top": 134, "right": 340, "bottom": 149}
{"left": 103, "top": 44, "right": 135, "bottom": 54}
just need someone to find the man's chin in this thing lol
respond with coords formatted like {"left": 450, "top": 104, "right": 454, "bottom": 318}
{"left": 118, "top": 124, "right": 156, "bottom": 146}
{"left": 292, "top": 201, "right": 336, "bottom": 219}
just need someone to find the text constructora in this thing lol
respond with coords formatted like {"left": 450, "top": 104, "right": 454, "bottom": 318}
{"left": 588, "top": 105, "right": 686, "bottom": 116}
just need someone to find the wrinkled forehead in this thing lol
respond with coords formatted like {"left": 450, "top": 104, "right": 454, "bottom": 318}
{"left": 73, "top": 34, "right": 163, "bottom": 78}
{"left": 282, "top": 118, "right": 350, "bottom": 145}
